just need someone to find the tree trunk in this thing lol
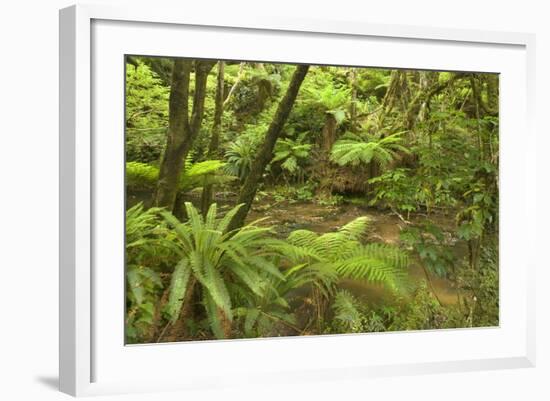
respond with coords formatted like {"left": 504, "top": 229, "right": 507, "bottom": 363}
{"left": 226, "top": 64, "right": 310, "bottom": 232}
{"left": 316, "top": 113, "right": 338, "bottom": 196}
{"left": 201, "top": 61, "right": 225, "bottom": 215}
{"left": 154, "top": 60, "right": 215, "bottom": 211}
{"left": 349, "top": 67, "right": 358, "bottom": 131}
{"left": 405, "top": 72, "right": 463, "bottom": 131}
{"left": 378, "top": 70, "right": 407, "bottom": 128}
{"left": 321, "top": 113, "right": 337, "bottom": 152}
{"left": 486, "top": 74, "right": 499, "bottom": 113}
{"left": 223, "top": 62, "right": 245, "bottom": 108}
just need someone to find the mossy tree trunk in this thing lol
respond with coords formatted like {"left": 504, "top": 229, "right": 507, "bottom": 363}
{"left": 201, "top": 61, "right": 225, "bottom": 215}
{"left": 226, "top": 64, "right": 310, "bottom": 232}
{"left": 349, "top": 67, "right": 359, "bottom": 131}
{"left": 321, "top": 113, "right": 337, "bottom": 153}
{"left": 316, "top": 113, "right": 338, "bottom": 195}
{"left": 154, "top": 59, "right": 215, "bottom": 211}
{"left": 486, "top": 74, "right": 499, "bottom": 114}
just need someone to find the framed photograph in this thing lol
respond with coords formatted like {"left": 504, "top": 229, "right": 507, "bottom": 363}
{"left": 59, "top": 4, "right": 536, "bottom": 396}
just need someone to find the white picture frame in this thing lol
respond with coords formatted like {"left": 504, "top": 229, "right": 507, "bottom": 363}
{"left": 59, "top": 3, "right": 536, "bottom": 397}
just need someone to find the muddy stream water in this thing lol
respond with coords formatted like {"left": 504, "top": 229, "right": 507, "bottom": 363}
{"left": 244, "top": 200, "right": 462, "bottom": 306}
{"left": 128, "top": 190, "right": 463, "bottom": 306}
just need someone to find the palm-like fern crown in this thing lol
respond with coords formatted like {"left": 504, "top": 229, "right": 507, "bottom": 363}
{"left": 126, "top": 160, "right": 233, "bottom": 192}
{"left": 224, "top": 138, "right": 258, "bottom": 180}
{"left": 303, "top": 79, "right": 351, "bottom": 112}
{"left": 272, "top": 137, "right": 312, "bottom": 174}
{"left": 274, "top": 216, "right": 409, "bottom": 295}
{"left": 162, "top": 202, "right": 283, "bottom": 338}
{"left": 330, "top": 131, "right": 410, "bottom": 169}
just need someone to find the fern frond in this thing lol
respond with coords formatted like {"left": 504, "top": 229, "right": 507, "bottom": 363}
{"left": 338, "top": 216, "right": 370, "bottom": 240}
{"left": 247, "top": 255, "right": 285, "bottom": 280}
{"left": 204, "top": 202, "right": 218, "bottom": 230}
{"left": 287, "top": 229, "right": 319, "bottom": 246}
{"left": 229, "top": 263, "right": 265, "bottom": 296}
{"left": 164, "top": 259, "right": 192, "bottom": 323}
{"left": 334, "top": 245, "right": 408, "bottom": 290}
{"left": 216, "top": 203, "right": 244, "bottom": 233}
{"left": 202, "top": 258, "right": 233, "bottom": 321}
{"left": 330, "top": 131, "right": 409, "bottom": 169}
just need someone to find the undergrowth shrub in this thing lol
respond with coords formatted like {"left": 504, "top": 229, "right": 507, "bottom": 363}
{"left": 126, "top": 160, "right": 233, "bottom": 193}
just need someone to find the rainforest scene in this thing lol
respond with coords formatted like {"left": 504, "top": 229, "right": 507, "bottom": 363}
{"left": 125, "top": 56, "right": 499, "bottom": 344}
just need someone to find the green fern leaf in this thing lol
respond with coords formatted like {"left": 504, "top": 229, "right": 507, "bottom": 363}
{"left": 165, "top": 259, "right": 192, "bottom": 323}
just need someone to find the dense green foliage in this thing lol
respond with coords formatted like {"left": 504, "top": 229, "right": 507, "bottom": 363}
{"left": 124, "top": 57, "right": 499, "bottom": 343}
{"left": 126, "top": 159, "right": 233, "bottom": 193}
{"left": 125, "top": 203, "right": 176, "bottom": 342}
{"left": 125, "top": 63, "right": 170, "bottom": 163}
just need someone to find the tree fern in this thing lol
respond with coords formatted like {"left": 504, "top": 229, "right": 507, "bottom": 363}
{"left": 272, "top": 136, "right": 312, "bottom": 180}
{"left": 180, "top": 160, "right": 233, "bottom": 191}
{"left": 302, "top": 78, "right": 351, "bottom": 120}
{"left": 330, "top": 132, "right": 410, "bottom": 169}
{"left": 126, "top": 160, "right": 234, "bottom": 192}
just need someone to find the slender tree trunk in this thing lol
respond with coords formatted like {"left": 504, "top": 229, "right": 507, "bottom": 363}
{"left": 486, "top": 74, "right": 499, "bottom": 164}
{"left": 201, "top": 61, "right": 225, "bottom": 215}
{"left": 377, "top": 70, "right": 408, "bottom": 129}
{"left": 420, "top": 263, "right": 443, "bottom": 306}
{"left": 486, "top": 74, "right": 499, "bottom": 113}
{"left": 470, "top": 76, "right": 485, "bottom": 161}
{"left": 349, "top": 67, "right": 358, "bottom": 131}
{"left": 405, "top": 72, "right": 463, "bottom": 132}
{"left": 417, "top": 71, "right": 436, "bottom": 123}
{"left": 154, "top": 60, "right": 215, "bottom": 211}
{"left": 226, "top": 64, "right": 310, "bottom": 232}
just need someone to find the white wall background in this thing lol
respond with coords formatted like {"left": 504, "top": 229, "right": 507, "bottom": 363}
{"left": 0, "top": 0, "right": 547, "bottom": 400}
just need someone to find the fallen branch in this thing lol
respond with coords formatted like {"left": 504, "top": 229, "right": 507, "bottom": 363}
{"left": 390, "top": 207, "right": 412, "bottom": 225}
